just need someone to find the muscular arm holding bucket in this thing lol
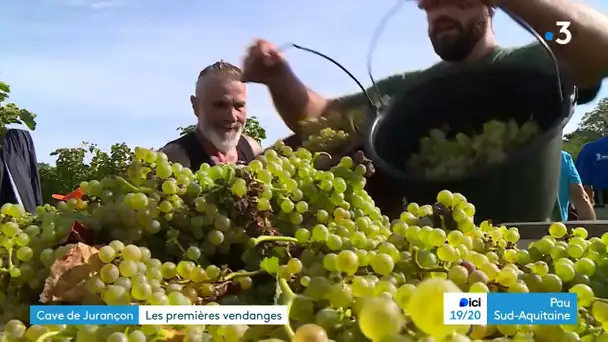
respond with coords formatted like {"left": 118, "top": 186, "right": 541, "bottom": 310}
{"left": 495, "top": 0, "right": 608, "bottom": 88}
{"left": 242, "top": 0, "right": 608, "bottom": 134}
{"left": 241, "top": 40, "right": 424, "bottom": 133}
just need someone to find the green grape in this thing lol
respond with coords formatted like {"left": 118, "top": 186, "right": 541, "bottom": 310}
{"left": 100, "top": 264, "right": 120, "bottom": 283}
{"left": 326, "top": 234, "right": 342, "bottom": 250}
{"left": 574, "top": 257, "right": 596, "bottom": 276}
{"left": 293, "top": 324, "right": 328, "bottom": 342}
{"left": 208, "top": 230, "right": 224, "bottom": 246}
{"left": 555, "top": 262, "right": 575, "bottom": 282}
{"left": 312, "top": 225, "right": 329, "bottom": 241}
{"left": 186, "top": 246, "right": 201, "bottom": 261}
{"left": 122, "top": 245, "right": 142, "bottom": 261}
{"left": 336, "top": 250, "right": 359, "bottom": 275}
{"left": 103, "top": 285, "right": 129, "bottom": 305}
{"left": 358, "top": 297, "right": 405, "bottom": 341}
{"left": 592, "top": 301, "right": 608, "bottom": 323}
{"left": 118, "top": 260, "right": 138, "bottom": 277}
{"left": 295, "top": 228, "right": 311, "bottom": 243}
{"left": 370, "top": 253, "right": 395, "bottom": 276}
{"left": 127, "top": 330, "right": 146, "bottom": 342}
{"left": 549, "top": 222, "right": 568, "bottom": 238}
{"left": 161, "top": 262, "right": 178, "bottom": 279}
{"left": 3, "top": 320, "right": 25, "bottom": 338}
{"left": 437, "top": 190, "right": 454, "bottom": 207}
{"left": 16, "top": 247, "right": 33, "bottom": 262}
{"left": 437, "top": 244, "right": 459, "bottom": 262}
{"left": 107, "top": 331, "right": 128, "bottom": 342}
{"left": 570, "top": 284, "right": 594, "bottom": 307}
{"left": 98, "top": 246, "right": 117, "bottom": 263}
{"left": 448, "top": 265, "right": 469, "bottom": 285}
{"left": 428, "top": 229, "right": 447, "bottom": 246}
{"left": 542, "top": 274, "right": 563, "bottom": 292}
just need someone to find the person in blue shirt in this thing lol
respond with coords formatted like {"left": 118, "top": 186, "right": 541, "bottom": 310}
{"left": 576, "top": 136, "right": 608, "bottom": 209}
{"left": 559, "top": 151, "right": 595, "bottom": 221}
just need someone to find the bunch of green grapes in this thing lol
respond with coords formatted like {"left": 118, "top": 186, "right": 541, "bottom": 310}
{"left": 0, "top": 203, "right": 76, "bottom": 324}
{"left": 298, "top": 108, "right": 367, "bottom": 154}
{"left": 6, "top": 142, "right": 608, "bottom": 341}
{"left": 407, "top": 118, "right": 541, "bottom": 179}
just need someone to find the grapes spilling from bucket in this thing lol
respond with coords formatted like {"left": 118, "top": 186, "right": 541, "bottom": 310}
{"left": 407, "top": 118, "right": 542, "bottom": 179}
{"left": 298, "top": 108, "right": 367, "bottom": 154}
{"left": 0, "top": 141, "right": 608, "bottom": 341}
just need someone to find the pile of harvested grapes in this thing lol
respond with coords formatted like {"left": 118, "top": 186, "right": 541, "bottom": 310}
{"left": 406, "top": 118, "right": 541, "bottom": 179}
{"left": 0, "top": 139, "right": 607, "bottom": 342}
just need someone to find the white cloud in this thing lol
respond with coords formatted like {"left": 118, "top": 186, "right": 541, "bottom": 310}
{"left": 44, "top": 0, "right": 127, "bottom": 9}
{"left": 90, "top": 0, "right": 122, "bottom": 10}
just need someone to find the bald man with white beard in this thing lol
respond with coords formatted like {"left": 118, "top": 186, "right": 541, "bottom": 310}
{"left": 162, "top": 61, "right": 262, "bottom": 170}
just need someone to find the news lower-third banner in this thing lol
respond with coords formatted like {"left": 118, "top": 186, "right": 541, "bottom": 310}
{"left": 444, "top": 292, "right": 578, "bottom": 325}
{"left": 30, "top": 305, "right": 289, "bottom": 325}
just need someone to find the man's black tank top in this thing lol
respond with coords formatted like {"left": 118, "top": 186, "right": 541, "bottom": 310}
{"left": 163, "top": 133, "right": 255, "bottom": 171}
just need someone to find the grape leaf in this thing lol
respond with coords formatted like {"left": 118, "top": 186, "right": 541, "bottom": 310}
{"left": 40, "top": 243, "right": 102, "bottom": 303}
{"left": 260, "top": 256, "right": 279, "bottom": 274}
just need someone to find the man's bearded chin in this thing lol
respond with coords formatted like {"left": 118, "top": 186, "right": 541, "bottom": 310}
{"left": 197, "top": 117, "right": 244, "bottom": 153}
{"left": 430, "top": 16, "right": 487, "bottom": 61}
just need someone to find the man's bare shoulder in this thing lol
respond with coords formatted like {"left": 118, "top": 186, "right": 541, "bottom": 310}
{"left": 160, "top": 143, "right": 191, "bottom": 167}
{"left": 243, "top": 135, "right": 263, "bottom": 156}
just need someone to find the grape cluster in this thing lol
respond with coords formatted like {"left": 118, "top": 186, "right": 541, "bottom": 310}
{"left": 407, "top": 118, "right": 541, "bottom": 179}
{"left": 0, "top": 202, "right": 78, "bottom": 323}
{"left": 298, "top": 109, "right": 367, "bottom": 154}
{"left": 2, "top": 141, "right": 608, "bottom": 342}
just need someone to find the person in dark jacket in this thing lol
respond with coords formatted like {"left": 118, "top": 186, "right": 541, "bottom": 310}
{"left": 162, "top": 61, "right": 262, "bottom": 170}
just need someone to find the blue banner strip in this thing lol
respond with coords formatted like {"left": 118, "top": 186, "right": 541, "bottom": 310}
{"left": 30, "top": 305, "right": 139, "bottom": 325}
{"left": 487, "top": 293, "right": 577, "bottom": 325}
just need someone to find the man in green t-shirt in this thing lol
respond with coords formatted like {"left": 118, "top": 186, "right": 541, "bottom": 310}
{"left": 241, "top": 0, "right": 608, "bottom": 131}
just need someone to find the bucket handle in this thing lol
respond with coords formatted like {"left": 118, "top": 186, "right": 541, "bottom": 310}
{"left": 361, "top": 4, "right": 576, "bottom": 181}
{"left": 364, "top": 4, "right": 572, "bottom": 117}
{"left": 501, "top": 7, "right": 576, "bottom": 127}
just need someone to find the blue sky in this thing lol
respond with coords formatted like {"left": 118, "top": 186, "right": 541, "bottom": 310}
{"left": 1, "top": 0, "right": 606, "bottom": 164}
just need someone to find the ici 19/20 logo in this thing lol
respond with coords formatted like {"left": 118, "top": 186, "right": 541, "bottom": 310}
{"left": 459, "top": 297, "right": 482, "bottom": 307}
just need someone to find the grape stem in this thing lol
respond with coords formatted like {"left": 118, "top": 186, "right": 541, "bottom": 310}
{"left": 4, "top": 246, "right": 14, "bottom": 273}
{"left": 223, "top": 269, "right": 264, "bottom": 281}
{"left": 114, "top": 176, "right": 153, "bottom": 194}
{"left": 35, "top": 331, "right": 63, "bottom": 342}
{"left": 251, "top": 235, "right": 299, "bottom": 246}
{"left": 277, "top": 277, "right": 296, "bottom": 339}
{"left": 412, "top": 247, "right": 449, "bottom": 274}
{"left": 167, "top": 238, "right": 186, "bottom": 254}
{"left": 583, "top": 327, "right": 602, "bottom": 336}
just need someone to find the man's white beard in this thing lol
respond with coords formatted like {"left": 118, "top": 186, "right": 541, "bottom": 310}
{"left": 197, "top": 117, "right": 243, "bottom": 153}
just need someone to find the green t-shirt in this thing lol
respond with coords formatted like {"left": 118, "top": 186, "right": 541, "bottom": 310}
{"left": 337, "top": 43, "right": 601, "bottom": 110}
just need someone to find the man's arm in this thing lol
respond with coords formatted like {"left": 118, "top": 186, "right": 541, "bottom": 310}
{"left": 566, "top": 151, "right": 596, "bottom": 219}
{"left": 570, "top": 183, "right": 596, "bottom": 220}
{"left": 575, "top": 145, "right": 595, "bottom": 202}
{"left": 267, "top": 67, "right": 415, "bottom": 133}
{"left": 160, "top": 144, "right": 191, "bottom": 168}
{"left": 501, "top": 0, "right": 608, "bottom": 88}
{"left": 266, "top": 67, "right": 330, "bottom": 133}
